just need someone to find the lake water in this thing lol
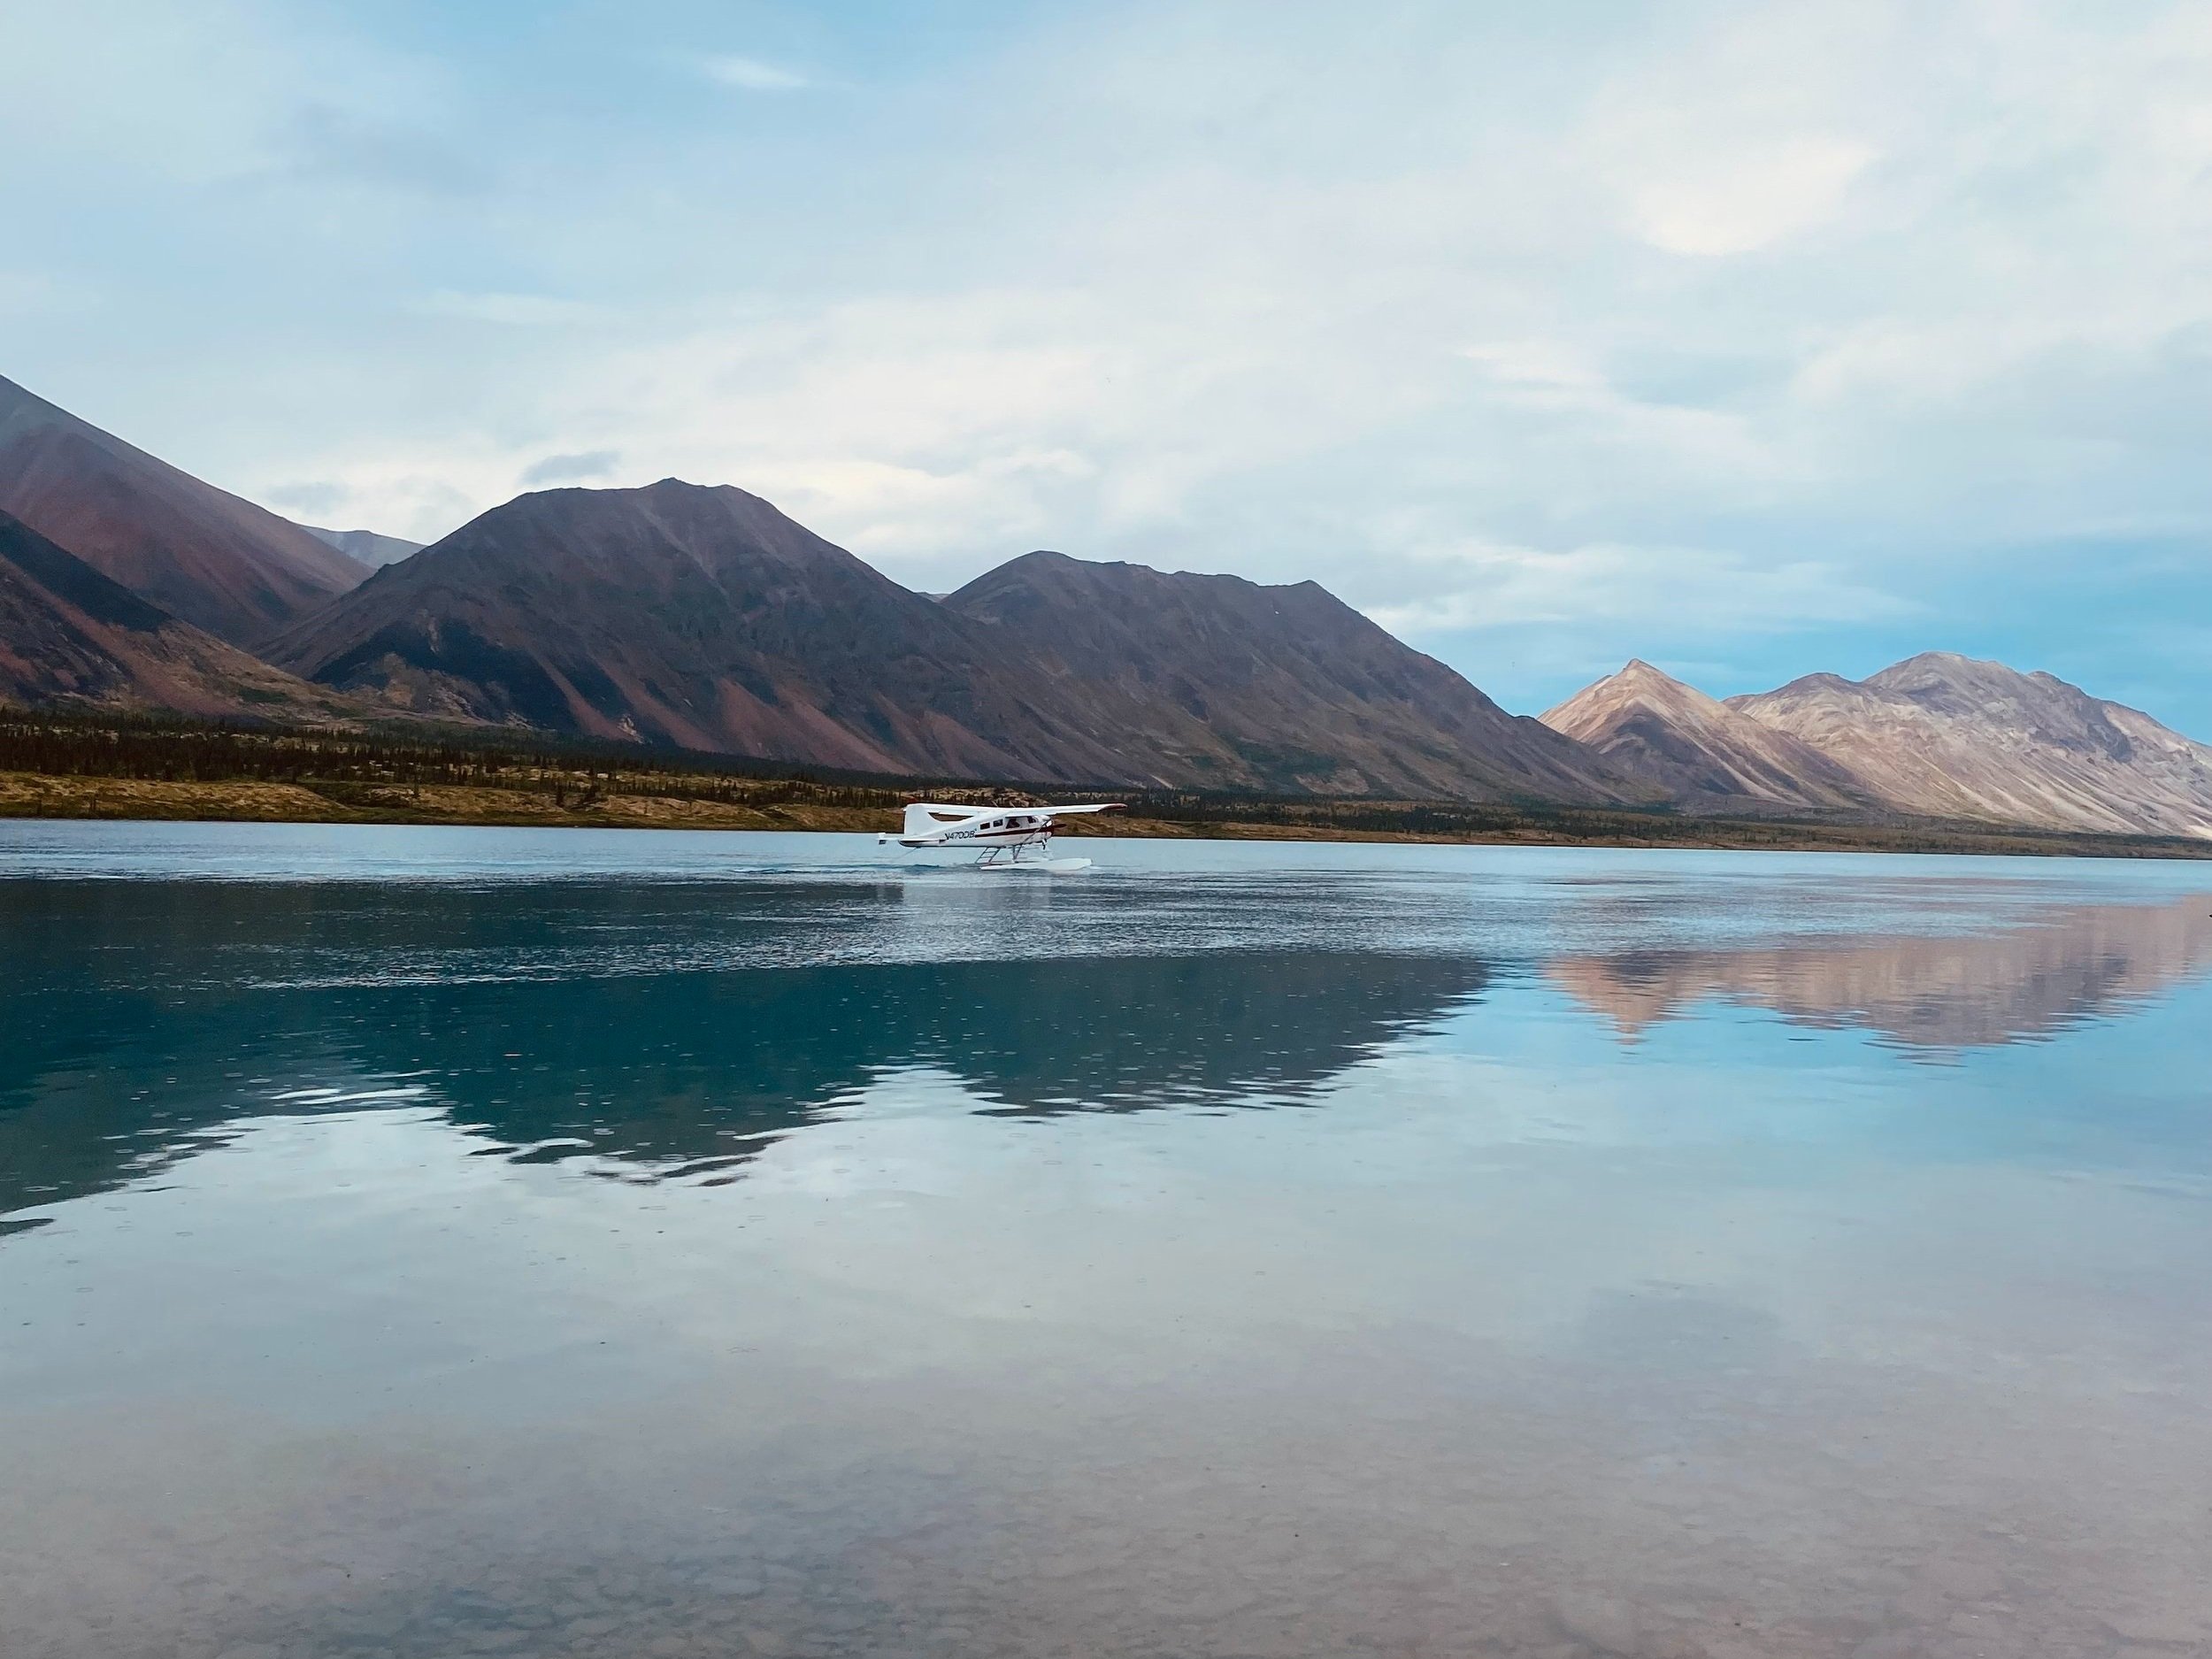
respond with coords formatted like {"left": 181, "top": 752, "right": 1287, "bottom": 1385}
{"left": 4, "top": 822, "right": 2210, "bottom": 1659}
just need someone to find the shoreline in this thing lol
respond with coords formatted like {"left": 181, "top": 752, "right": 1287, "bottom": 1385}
{"left": 4, "top": 771, "right": 2209, "bottom": 861}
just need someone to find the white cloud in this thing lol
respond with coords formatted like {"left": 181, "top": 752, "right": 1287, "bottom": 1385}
{"left": 1623, "top": 135, "right": 1878, "bottom": 257}
{"left": 265, "top": 454, "right": 506, "bottom": 546}
{"left": 698, "top": 55, "right": 812, "bottom": 92}
{"left": 1456, "top": 340, "right": 1785, "bottom": 485}
{"left": 1366, "top": 540, "right": 1916, "bottom": 639}
{"left": 1576, "top": 5, "right": 1897, "bottom": 257}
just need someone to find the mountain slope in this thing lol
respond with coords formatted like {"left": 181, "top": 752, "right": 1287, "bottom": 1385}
{"left": 1540, "top": 658, "right": 1874, "bottom": 810}
{"left": 0, "top": 511, "right": 363, "bottom": 719}
{"left": 273, "top": 481, "right": 1638, "bottom": 797}
{"left": 946, "top": 550, "right": 1634, "bottom": 800}
{"left": 269, "top": 480, "right": 1141, "bottom": 780}
{"left": 1730, "top": 653, "right": 2212, "bottom": 838}
{"left": 303, "top": 525, "right": 423, "bottom": 569}
{"left": 0, "top": 373, "right": 370, "bottom": 648}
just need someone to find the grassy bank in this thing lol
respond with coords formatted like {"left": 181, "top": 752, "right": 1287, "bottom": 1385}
{"left": 4, "top": 710, "right": 2209, "bottom": 859}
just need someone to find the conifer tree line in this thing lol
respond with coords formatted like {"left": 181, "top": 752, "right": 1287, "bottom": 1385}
{"left": 0, "top": 707, "right": 1622, "bottom": 830}
{"left": 0, "top": 708, "right": 905, "bottom": 810}
{"left": 4, "top": 704, "right": 2200, "bottom": 858}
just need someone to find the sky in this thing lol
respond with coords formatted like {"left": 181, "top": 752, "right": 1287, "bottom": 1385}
{"left": 4, "top": 0, "right": 2209, "bottom": 730}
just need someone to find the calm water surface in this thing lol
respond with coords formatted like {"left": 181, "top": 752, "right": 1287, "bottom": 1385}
{"left": 4, "top": 822, "right": 2210, "bottom": 1659}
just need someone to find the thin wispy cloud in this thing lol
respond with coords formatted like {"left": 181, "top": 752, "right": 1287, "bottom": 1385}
{"left": 521, "top": 449, "right": 622, "bottom": 486}
{"left": 698, "top": 54, "right": 812, "bottom": 92}
{"left": 1366, "top": 542, "right": 1916, "bottom": 638}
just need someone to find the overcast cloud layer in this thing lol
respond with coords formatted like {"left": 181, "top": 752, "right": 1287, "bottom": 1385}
{"left": 4, "top": 0, "right": 2208, "bottom": 727}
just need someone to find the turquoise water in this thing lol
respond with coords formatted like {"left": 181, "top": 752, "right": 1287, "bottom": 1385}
{"left": 4, "top": 822, "right": 2210, "bottom": 1658}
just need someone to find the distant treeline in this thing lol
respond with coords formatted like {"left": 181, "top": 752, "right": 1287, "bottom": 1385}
{"left": 0, "top": 708, "right": 913, "bottom": 809}
{"left": 0, "top": 709, "right": 1669, "bottom": 826}
{"left": 4, "top": 705, "right": 2208, "bottom": 859}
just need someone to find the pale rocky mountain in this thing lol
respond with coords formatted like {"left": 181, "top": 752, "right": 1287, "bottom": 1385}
{"left": 1540, "top": 658, "right": 1874, "bottom": 811}
{"left": 0, "top": 373, "right": 371, "bottom": 647}
{"left": 1731, "top": 653, "right": 2212, "bottom": 838}
{"left": 1549, "top": 888, "right": 2212, "bottom": 1051}
{"left": 1543, "top": 651, "right": 2212, "bottom": 838}
{"left": 0, "top": 510, "right": 363, "bottom": 720}
{"left": 303, "top": 525, "right": 424, "bottom": 568}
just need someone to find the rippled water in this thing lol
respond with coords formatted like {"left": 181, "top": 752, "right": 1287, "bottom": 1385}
{"left": 4, "top": 822, "right": 2210, "bottom": 1658}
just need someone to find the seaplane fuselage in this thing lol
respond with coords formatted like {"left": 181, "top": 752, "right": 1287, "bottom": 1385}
{"left": 879, "top": 801, "right": 1125, "bottom": 864}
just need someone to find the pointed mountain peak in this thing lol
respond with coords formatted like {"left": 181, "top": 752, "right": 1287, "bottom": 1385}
{"left": 1545, "top": 659, "right": 1718, "bottom": 726}
{"left": 1541, "top": 659, "right": 1875, "bottom": 810}
{"left": 1610, "top": 657, "right": 1697, "bottom": 692}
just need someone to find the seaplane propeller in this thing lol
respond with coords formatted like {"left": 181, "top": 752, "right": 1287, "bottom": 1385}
{"left": 878, "top": 801, "right": 1125, "bottom": 868}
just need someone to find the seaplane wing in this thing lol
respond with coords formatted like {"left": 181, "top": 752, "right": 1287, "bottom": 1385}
{"left": 878, "top": 801, "right": 1125, "bottom": 851}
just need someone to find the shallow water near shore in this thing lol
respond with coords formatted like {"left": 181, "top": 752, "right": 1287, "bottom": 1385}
{"left": 4, "top": 820, "right": 2211, "bottom": 1659}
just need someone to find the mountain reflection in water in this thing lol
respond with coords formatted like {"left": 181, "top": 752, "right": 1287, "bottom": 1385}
{"left": 0, "top": 871, "right": 1487, "bottom": 1216}
{"left": 1550, "top": 888, "right": 2212, "bottom": 1050}
{"left": 10, "top": 864, "right": 2212, "bottom": 1222}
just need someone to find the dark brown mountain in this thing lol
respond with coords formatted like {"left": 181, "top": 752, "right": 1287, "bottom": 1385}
{"left": 273, "top": 480, "right": 1641, "bottom": 798}
{"left": 0, "top": 510, "right": 361, "bottom": 719}
{"left": 944, "top": 550, "right": 1634, "bottom": 799}
{"left": 0, "top": 373, "right": 370, "bottom": 649}
{"left": 1540, "top": 658, "right": 1874, "bottom": 811}
{"left": 270, "top": 480, "right": 1140, "bottom": 780}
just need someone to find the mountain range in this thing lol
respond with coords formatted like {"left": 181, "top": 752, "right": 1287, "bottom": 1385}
{"left": 1, "top": 369, "right": 2207, "bottom": 839}
{"left": 0, "top": 374, "right": 369, "bottom": 648}
{"left": 269, "top": 479, "right": 1622, "bottom": 798}
{"left": 1543, "top": 657, "right": 2212, "bottom": 838}
{"left": 303, "top": 525, "right": 424, "bottom": 568}
{"left": 1539, "top": 658, "right": 1871, "bottom": 813}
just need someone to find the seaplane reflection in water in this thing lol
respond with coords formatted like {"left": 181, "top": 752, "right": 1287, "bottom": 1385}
{"left": 879, "top": 801, "right": 1125, "bottom": 872}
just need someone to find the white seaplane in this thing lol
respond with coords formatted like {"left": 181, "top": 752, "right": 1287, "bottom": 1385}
{"left": 879, "top": 801, "right": 1125, "bottom": 871}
